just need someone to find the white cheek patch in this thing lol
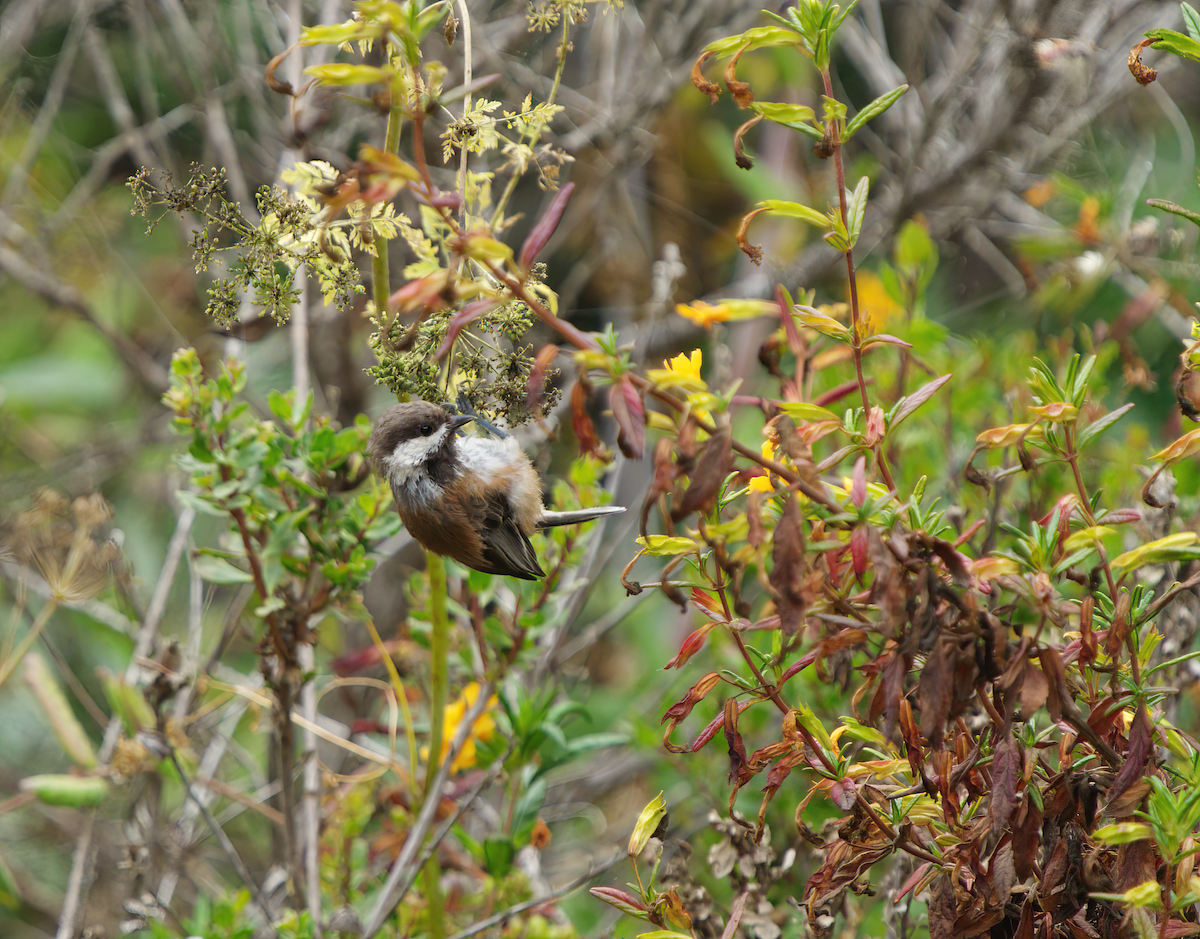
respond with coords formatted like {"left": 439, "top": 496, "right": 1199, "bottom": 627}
{"left": 386, "top": 425, "right": 450, "bottom": 481}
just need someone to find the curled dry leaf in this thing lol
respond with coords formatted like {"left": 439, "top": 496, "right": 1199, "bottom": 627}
{"left": 691, "top": 49, "right": 720, "bottom": 103}
{"left": 673, "top": 422, "right": 734, "bottom": 521}
{"left": 769, "top": 493, "right": 807, "bottom": 636}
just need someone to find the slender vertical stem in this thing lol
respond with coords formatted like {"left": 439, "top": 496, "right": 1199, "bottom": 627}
{"left": 0, "top": 600, "right": 58, "bottom": 690}
{"left": 491, "top": 17, "right": 570, "bottom": 225}
{"left": 455, "top": 0, "right": 473, "bottom": 212}
{"left": 423, "top": 549, "right": 449, "bottom": 939}
{"left": 372, "top": 105, "right": 404, "bottom": 318}
{"left": 822, "top": 68, "right": 895, "bottom": 492}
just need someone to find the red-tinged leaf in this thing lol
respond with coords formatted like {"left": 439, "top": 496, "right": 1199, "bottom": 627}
{"left": 518, "top": 182, "right": 575, "bottom": 271}
{"left": 425, "top": 190, "right": 463, "bottom": 211}
{"left": 863, "top": 333, "right": 913, "bottom": 349}
{"left": 389, "top": 270, "right": 451, "bottom": 313}
{"left": 1039, "top": 646, "right": 1068, "bottom": 722}
{"left": 721, "top": 893, "right": 748, "bottom": 939}
{"left": 589, "top": 887, "right": 648, "bottom": 917}
{"left": 1012, "top": 794, "right": 1042, "bottom": 882}
{"left": 570, "top": 382, "right": 603, "bottom": 458}
{"left": 1115, "top": 838, "right": 1157, "bottom": 892}
{"left": 747, "top": 490, "right": 766, "bottom": 547}
{"left": 850, "top": 455, "right": 867, "bottom": 507}
{"left": 723, "top": 697, "right": 749, "bottom": 784}
{"left": 1162, "top": 920, "right": 1200, "bottom": 938}
{"left": 691, "top": 588, "right": 725, "bottom": 617}
{"left": 989, "top": 732, "right": 1019, "bottom": 834}
{"left": 661, "top": 671, "right": 721, "bottom": 725}
{"left": 777, "top": 285, "right": 804, "bottom": 355}
{"left": 1109, "top": 705, "right": 1152, "bottom": 799}
{"left": 350, "top": 719, "right": 383, "bottom": 734}
{"left": 1099, "top": 508, "right": 1142, "bottom": 525}
{"left": 769, "top": 493, "right": 807, "bottom": 636}
{"left": 1080, "top": 596, "right": 1097, "bottom": 667}
{"left": 896, "top": 862, "right": 933, "bottom": 901}
{"left": 1019, "top": 662, "right": 1049, "bottom": 716}
{"left": 1106, "top": 593, "right": 1131, "bottom": 660}
{"left": 609, "top": 377, "right": 645, "bottom": 459}
{"left": 828, "top": 776, "right": 857, "bottom": 811}
{"left": 665, "top": 623, "right": 715, "bottom": 669}
{"left": 928, "top": 877, "right": 957, "bottom": 939}
{"left": 672, "top": 422, "right": 734, "bottom": 520}
{"left": 891, "top": 373, "right": 952, "bottom": 427}
{"left": 864, "top": 406, "right": 885, "bottom": 447}
{"left": 435, "top": 299, "right": 499, "bottom": 358}
{"left": 526, "top": 344, "right": 559, "bottom": 408}
{"left": 813, "top": 379, "right": 865, "bottom": 407}
{"left": 849, "top": 525, "right": 868, "bottom": 579}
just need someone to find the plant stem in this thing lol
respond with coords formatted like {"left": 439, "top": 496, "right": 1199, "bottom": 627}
{"left": 491, "top": 18, "right": 571, "bottom": 225}
{"left": 423, "top": 549, "right": 449, "bottom": 939}
{"left": 0, "top": 599, "right": 58, "bottom": 690}
{"left": 372, "top": 104, "right": 404, "bottom": 322}
{"left": 821, "top": 68, "right": 895, "bottom": 492}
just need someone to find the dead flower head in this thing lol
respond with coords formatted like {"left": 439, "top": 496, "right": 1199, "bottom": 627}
{"left": 5, "top": 490, "right": 121, "bottom": 603}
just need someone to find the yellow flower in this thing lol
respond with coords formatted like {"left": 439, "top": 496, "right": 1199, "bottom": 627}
{"left": 646, "top": 350, "right": 706, "bottom": 392}
{"left": 423, "top": 682, "right": 497, "bottom": 773}
{"left": 676, "top": 301, "right": 734, "bottom": 328}
{"left": 854, "top": 270, "right": 902, "bottom": 334}
{"left": 749, "top": 440, "right": 777, "bottom": 493}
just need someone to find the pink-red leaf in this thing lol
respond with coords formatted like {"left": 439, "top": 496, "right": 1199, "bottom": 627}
{"left": 519, "top": 183, "right": 575, "bottom": 271}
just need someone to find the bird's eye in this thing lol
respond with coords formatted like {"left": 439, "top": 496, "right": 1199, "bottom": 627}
{"left": 419, "top": 423, "right": 434, "bottom": 436}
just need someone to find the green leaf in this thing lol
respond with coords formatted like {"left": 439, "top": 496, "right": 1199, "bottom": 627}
{"left": 752, "top": 101, "right": 817, "bottom": 133}
{"left": 793, "top": 306, "right": 850, "bottom": 341}
{"left": 1185, "top": 2, "right": 1200, "bottom": 42}
{"left": 175, "top": 490, "right": 229, "bottom": 518}
{"left": 482, "top": 836, "right": 515, "bottom": 877}
{"left": 1092, "top": 822, "right": 1152, "bottom": 845}
{"left": 303, "top": 64, "right": 393, "bottom": 86}
{"left": 1076, "top": 403, "right": 1134, "bottom": 449}
{"left": 193, "top": 555, "right": 255, "bottom": 585}
{"left": 844, "top": 84, "right": 909, "bottom": 139}
{"left": 756, "top": 199, "right": 832, "bottom": 228}
{"left": 1112, "top": 532, "right": 1200, "bottom": 578}
{"left": 1145, "top": 27, "right": 1200, "bottom": 61}
{"left": 628, "top": 791, "right": 667, "bottom": 857}
{"left": 704, "top": 26, "right": 801, "bottom": 57}
{"left": 564, "top": 732, "right": 629, "bottom": 756}
{"left": 1146, "top": 198, "right": 1200, "bottom": 228}
{"left": 636, "top": 535, "right": 699, "bottom": 557}
{"left": 778, "top": 402, "right": 840, "bottom": 423}
{"left": 300, "top": 22, "right": 378, "bottom": 46}
{"left": 846, "top": 176, "right": 869, "bottom": 246}
{"left": 20, "top": 774, "right": 109, "bottom": 807}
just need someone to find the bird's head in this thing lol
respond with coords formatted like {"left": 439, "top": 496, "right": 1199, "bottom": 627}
{"left": 367, "top": 401, "right": 474, "bottom": 481}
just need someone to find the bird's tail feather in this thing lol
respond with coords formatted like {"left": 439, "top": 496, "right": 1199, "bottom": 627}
{"left": 537, "top": 506, "right": 626, "bottom": 528}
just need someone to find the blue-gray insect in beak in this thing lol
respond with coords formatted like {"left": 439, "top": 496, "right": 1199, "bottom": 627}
{"left": 447, "top": 413, "right": 475, "bottom": 434}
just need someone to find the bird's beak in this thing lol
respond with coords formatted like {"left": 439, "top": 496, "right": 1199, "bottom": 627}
{"left": 447, "top": 413, "right": 475, "bottom": 433}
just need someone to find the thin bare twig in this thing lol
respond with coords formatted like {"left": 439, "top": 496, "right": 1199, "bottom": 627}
{"left": 361, "top": 682, "right": 495, "bottom": 939}
{"left": 444, "top": 854, "right": 624, "bottom": 939}
{"left": 169, "top": 750, "right": 280, "bottom": 937}
{"left": 56, "top": 505, "right": 195, "bottom": 939}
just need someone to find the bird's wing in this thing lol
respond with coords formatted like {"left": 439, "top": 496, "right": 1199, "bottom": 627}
{"left": 475, "top": 492, "right": 544, "bottom": 580}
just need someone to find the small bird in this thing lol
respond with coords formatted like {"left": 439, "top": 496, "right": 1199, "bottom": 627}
{"left": 367, "top": 400, "right": 625, "bottom": 579}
